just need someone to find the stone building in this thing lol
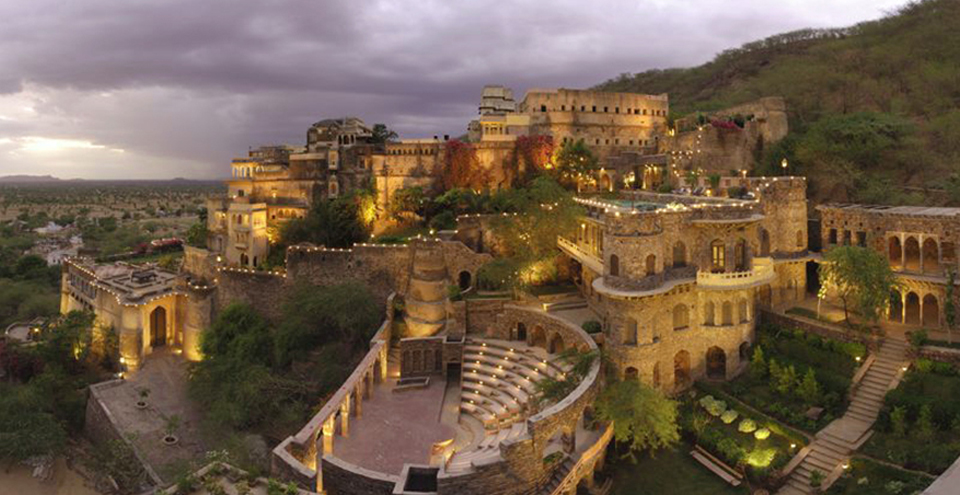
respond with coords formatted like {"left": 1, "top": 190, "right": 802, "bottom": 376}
{"left": 60, "top": 259, "right": 207, "bottom": 370}
{"left": 559, "top": 177, "right": 810, "bottom": 390}
{"left": 818, "top": 204, "right": 960, "bottom": 328}
{"left": 519, "top": 87, "right": 669, "bottom": 160}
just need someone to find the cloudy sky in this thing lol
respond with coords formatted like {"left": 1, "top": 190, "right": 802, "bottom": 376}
{"left": 0, "top": 0, "right": 906, "bottom": 180}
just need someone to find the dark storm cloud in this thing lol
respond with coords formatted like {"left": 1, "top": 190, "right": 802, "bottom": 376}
{"left": 0, "top": 0, "right": 906, "bottom": 179}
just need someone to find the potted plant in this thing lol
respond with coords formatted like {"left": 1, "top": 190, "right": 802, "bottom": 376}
{"left": 163, "top": 414, "right": 181, "bottom": 446}
{"left": 810, "top": 469, "right": 825, "bottom": 491}
{"left": 136, "top": 387, "right": 150, "bottom": 409}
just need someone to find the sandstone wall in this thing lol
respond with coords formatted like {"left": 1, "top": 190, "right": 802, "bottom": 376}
{"left": 321, "top": 456, "right": 399, "bottom": 495}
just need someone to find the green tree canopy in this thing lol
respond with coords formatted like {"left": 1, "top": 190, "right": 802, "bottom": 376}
{"left": 490, "top": 175, "right": 583, "bottom": 262}
{"left": 279, "top": 195, "right": 370, "bottom": 249}
{"left": 371, "top": 123, "right": 398, "bottom": 145}
{"left": 596, "top": 380, "right": 680, "bottom": 459}
{"left": 553, "top": 139, "right": 598, "bottom": 187}
{"left": 820, "top": 245, "right": 900, "bottom": 323}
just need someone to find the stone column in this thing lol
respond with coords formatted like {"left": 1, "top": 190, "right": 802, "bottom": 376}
{"left": 901, "top": 234, "right": 906, "bottom": 271}
{"left": 901, "top": 292, "right": 907, "bottom": 324}
{"left": 340, "top": 398, "right": 350, "bottom": 437}
{"left": 322, "top": 417, "right": 335, "bottom": 455}
{"left": 354, "top": 384, "right": 363, "bottom": 418}
{"left": 920, "top": 235, "right": 925, "bottom": 273}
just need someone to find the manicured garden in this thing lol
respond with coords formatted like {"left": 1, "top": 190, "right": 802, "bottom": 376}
{"left": 721, "top": 323, "right": 865, "bottom": 432}
{"left": 604, "top": 442, "right": 748, "bottom": 495}
{"left": 826, "top": 458, "right": 933, "bottom": 494}
{"left": 864, "top": 358, "right": 960, "bottom": 474}
{"left": 677, "top": 390, "right": 807, "bottom": 489}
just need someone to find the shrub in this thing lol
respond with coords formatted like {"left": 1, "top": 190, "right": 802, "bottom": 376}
{"left": 775, "top": 364, "right": 798, "bottom": 395}
{"left": 754, "top": 428, "right": 771, "bottom": 440}
{"left": 909, "top": 329, "right": 928, "bottom": 349}
{"left": 581, "top": 320, "right": 602, "bottom": 334}
{"left": 657, "top": 182, "right": 674, "bottom": 193}
{"left": 916, "top": 404, "right": 936, "bottom": 440}
{"left": 891, "top": 406, "right": 907, "bottom": 437}
{"left": 797, "top": 368, "right": 821, "bottom": 404}
{"left": 915, "top": 358, "right": 934, "bottom": 373}
{"left": 738, "top": 418, "right": 757, "bottom": 433}
{"left": 810, "top": 469, "right": 825, "bottom": 488}
{"left": 428, "top": 210, "right": 457, "bottom": 231}
{"left": 721, "top": 410, "right": 739, "bottom": 424}
{"left": 749, "top": 345, "right": 767, "bottom": 379}
{"left": 706, "top": 400, "right": 727, "bottom": 417}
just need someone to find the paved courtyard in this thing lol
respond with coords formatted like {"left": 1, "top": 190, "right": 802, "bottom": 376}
{"left": 332, "top": 375, "right": 458, "bottom": 475}
{"left": 94, "top": 349, "right": 209, "bottom": 482}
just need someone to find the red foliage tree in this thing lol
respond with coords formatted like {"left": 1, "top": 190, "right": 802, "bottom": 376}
{"left": 512, "top": 135, "right": 555, "bottom": 185}
{"left": 438, "top": 140, "right": 490, "bottom": 191}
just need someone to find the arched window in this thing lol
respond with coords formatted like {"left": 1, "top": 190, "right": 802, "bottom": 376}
{"left": 759, "top": 228, "right": 770, "bottom": 257}
{"left": 609, "top": 254, "right": 620, "bottom": 276}
{"left": 905, "top": 237, "right": 920, "bottom": 271}
{"left": 624, "top": 318, "right": 638, "bottom": 345}
{"left": 704, "top": 302, "right": 715, "bottom": 326}
{"left": 645, "top": 254, "right": 656, "bottom": 276}
{"left": 673, "top": 241, "right": 686, "bottom": 267}
{"left": 796, "top": 230, "right": 805, "bottom": 249}
{"left": 672, "top": 304, "right": 689, "bottom": 330}
{"left": 722, "top": 302, "right": 733, "bottom": 325}
{"left": 735, "top": 238, "right": 748, "bottom": 271}
{"left": 711, "top": 240, "right": 725, "bottom": 273}
{"left": 889, "top": 236, "right": 903, "bottom": 269}
{"left": 624, "top": 367, "right": 639, "bottom": 381}
{"left": 738, "top": 299, "right": 749, "bottom": 323}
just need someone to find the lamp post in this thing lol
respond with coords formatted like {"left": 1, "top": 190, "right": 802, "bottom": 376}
{"left": 781, "top": 158, "right": 789, "bottom": 176}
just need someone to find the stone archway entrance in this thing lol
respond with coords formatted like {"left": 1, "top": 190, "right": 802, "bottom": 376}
{"left": 905, "top": 237, "right": 920, "bottom": 272}
{"left": 923, "top": 295, "right": 939, "bottom": 327}
{"left": 516, "top": 322, "right": 527, "bottom": 342}
{"left": 549, "top": 334, "right": 565, "bottom": 354}
{"left": 150, "top": 307, "right": 167, "bottom": 348}
{"left": 458, "top": 271, "right": 472, "bottom": 291}
{"left": 706, "top": 347, "right": 726, "bottom": 380}
{"left": 905, "top": 292, "right": 921, "bottom": 325}
{"left": 889, "top": 237, "right": 903, "bottom": 270}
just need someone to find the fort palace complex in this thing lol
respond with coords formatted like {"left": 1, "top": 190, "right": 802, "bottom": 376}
{"left": 59, "top": 84, "right": 960, "bottom": 495}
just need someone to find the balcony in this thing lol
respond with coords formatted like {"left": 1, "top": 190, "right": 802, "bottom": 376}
{"left": 697, "top": 257, "right": 776, "bottom": 290}
{"left": 557, "top": 236, "right": 602, "bottom": 273}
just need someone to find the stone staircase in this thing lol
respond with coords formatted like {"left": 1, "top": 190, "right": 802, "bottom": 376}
{"left": 778, "top": 338, "right": 907, "bottom": 494}
{"left": 404, "top": 240, "right": 450, "bottom": 337}
{"left": 540, "top": 458, "right": 575, "bottom": 495}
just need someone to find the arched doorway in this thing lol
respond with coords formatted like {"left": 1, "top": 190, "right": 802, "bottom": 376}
{"left": 711, "top": 240, "right": 725, "bottom": 273}
{"left": 674, "top": 351, "right": 691, "bottom": 390}
{"left": 905, "top": 237, "right": 920, "bottom": 272}
{"left": 672, "top": 304, "right": 689, "bottom": 330}
{"left": 645, "top": 254, "right": 656, "bottom": 276}
{"left": 735, "top": 239, "right": 748, "bottom": 271}
{"left": 759, "top": 229, "right": 770, "bottom": 257}
{"left": 549, "top": 334, "right": 566, "bottom": 354}
{"left": 609, "top": 255, "right": 620, "bottom": 277}
{"left": 923, "top": 239, "right": 939, "bottom": 274}
{"left": 889, "top": 291, "right": 903, "bottom": 323}
{"left": 149, "top": 307, "right": 166, "bottom": 348}
{"left": 600, "top": 174, "right": 611, "bottom": 192}
{"left": 624, "top": 367, "right": 639, "bottom": 381}
{"left": 673, "top": 241, "right": 686, "bottom": 267}
{"left": 889, "top": 237, "right": 903, "bottom": 269}
{"left": 458, "top": 271, "right": 472, "bottom": 291}
{"left": 905, "top": 292, "right": 921, "bottom": 325}
{"left": 923, "top": 295, "right": 939, "bottom": 327}
{"left": 707, "top": 347, "right": 726, "bottom": 379}
{"left": 516, "top": 322, "right": 527, "bottom": 342}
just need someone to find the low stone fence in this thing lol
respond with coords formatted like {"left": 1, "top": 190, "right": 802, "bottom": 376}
{"left": 918, "top": 344, "right": 960, "bottom": 364}
{"left": 758, "top": 309, "right": 882, "bottom": 351}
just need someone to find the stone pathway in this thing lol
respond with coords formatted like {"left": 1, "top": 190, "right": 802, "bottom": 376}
{"left": 778, "top": 338, "right": 908, "bottom": 494}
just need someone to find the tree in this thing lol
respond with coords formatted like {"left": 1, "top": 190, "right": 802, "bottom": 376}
{"left": 511, "top": 135, "right": 555, "bottom": 186}
{"left": 370, "top": 123, "right": 398, "bottom": 145}
{"left": 200, "top": 303, "right": 273, "bottom": 366}
{"left": 775, "top": 364, "right": 798, "bottom": 395}
{"left": 891, "top": 405, "right": 907, "bottom": 437}
{"left": 185, "top": 221, "right": 208, "bottom": 248}
{"left": 490, "top": 176, "right": 583, "bottom": 262}
{"left": 0, "top": 384, "right": 67, "bottom": 462}
{"left": 553, "top": 139, "right": 598, "bottom": 188}
{"left": 797, "top": 368, "right": 821, "bottom": 404}
{"left": 596, "top": 380, "right": 680, "bottom": 459}
{"left": 389, "top": 186, "right": 427, "bottom": 221}
{"left": 280, "top": 196, "right": 369, "bottom": 249}
{"left": 916, "top": 404, "right": 936, "bottom": 441}
{"left": 533, "top": 348, "right": 598, "bottom": 406}
{"left": 749, "top": 345, "right": 767, "bottom": 379}
{"left": 819, "top": 246, "right": 900, "bottom": 323}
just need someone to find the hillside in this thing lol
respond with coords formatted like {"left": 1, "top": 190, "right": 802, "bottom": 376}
{"left": 597, "top": 0, "right": 960, "bottom": 206}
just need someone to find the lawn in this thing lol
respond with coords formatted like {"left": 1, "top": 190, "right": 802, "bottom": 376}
{"left": 721, "top": 323, "right": 864, "bottom": 431}
{"left": 827, "top": 458, "right": 933, "bottom": 494}
{"left": 605, "top": 442, "right": 748, "bottom": 495}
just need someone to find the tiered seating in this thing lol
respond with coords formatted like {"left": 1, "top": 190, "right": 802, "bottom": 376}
{"left": 447, "top": 423, "right": 527, "bottom": 472}
{"left": 458, "top": 339, "right": 570, "bottom": 432}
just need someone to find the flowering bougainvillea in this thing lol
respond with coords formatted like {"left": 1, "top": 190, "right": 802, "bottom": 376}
{"left": 438, "top": 140, "right": 490, "bottom": 191}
